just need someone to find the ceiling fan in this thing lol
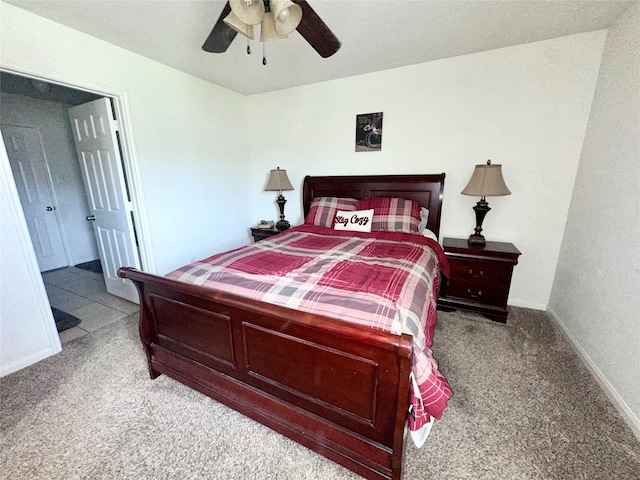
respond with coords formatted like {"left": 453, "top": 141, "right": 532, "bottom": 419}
{"left": 202, "top": 0, "right": 341, "bottom": 61}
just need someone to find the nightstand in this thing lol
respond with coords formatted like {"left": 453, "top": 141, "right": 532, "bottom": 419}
{"left": 250, "top": 227, "right": 282, "bottom": 242}
{"left": 438, "top": 237, "right": 520, "bottom": 323}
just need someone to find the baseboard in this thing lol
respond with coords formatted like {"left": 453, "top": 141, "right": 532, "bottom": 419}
{"left": 508, "top": 299, "right": 547, "bottom": 311}
{"left": 72, "top": 257, "right": 100, "bottom": 266}
{"left": 548, "top": 308, "right": 640, "bottom": 441}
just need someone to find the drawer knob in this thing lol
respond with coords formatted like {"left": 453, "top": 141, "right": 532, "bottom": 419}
{"left": 469, "top": 269, "right": 484, "bottom": 276}
{"left": 467, "top": 288, "right": 482, "bottom": 298}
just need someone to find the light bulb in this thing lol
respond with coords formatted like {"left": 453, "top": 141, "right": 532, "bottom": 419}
{"left": 278, "top": 9, "right": 289, "bottom": 21}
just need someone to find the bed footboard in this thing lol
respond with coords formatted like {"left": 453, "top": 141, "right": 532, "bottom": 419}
{"left": 118, "top": 267, "right": 413, "bottom": 480}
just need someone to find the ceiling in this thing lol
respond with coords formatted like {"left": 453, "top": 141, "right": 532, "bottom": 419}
{"left": 4, "top": 0, "right": 635, "bottom": 96}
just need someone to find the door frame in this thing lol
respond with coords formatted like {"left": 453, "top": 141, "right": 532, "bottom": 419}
{"left": 0, "top": 67, "right": 156, "bottom": 277}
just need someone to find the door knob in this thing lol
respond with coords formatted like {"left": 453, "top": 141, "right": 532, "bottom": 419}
{"left": 46, "top": 206, "right": 55, "bottom": 211}
{"left": 86, "top": 215, "right": 96, "bottom": 221}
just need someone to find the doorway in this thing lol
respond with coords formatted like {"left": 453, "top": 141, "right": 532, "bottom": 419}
{"left": 0, "top": 70, "right": 146, "bottom": 343}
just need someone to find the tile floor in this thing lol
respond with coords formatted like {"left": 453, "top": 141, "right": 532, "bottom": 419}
{"left": 42, "top": 266, "right": 139, "bottom": 344}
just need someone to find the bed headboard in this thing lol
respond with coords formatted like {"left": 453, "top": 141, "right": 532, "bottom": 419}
{"left": 302, "top": 174, "right": 446, "bottom": 237}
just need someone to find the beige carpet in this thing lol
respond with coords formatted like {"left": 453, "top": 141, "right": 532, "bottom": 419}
{"left": 2, "top": 307, "right": 639, "bottom": 479}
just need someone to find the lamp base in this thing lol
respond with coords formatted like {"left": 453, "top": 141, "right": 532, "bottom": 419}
{"left": 468, "top": 199, "right": 491, "bottom": 246}
{"left": 275, "top": 194, "right": 290, "bottom": 230}
{"left": 467, "top": 234, "right": 486, "bottom": 246}
{"left": 276, "top": 220, "right": 290, "bottom": 231}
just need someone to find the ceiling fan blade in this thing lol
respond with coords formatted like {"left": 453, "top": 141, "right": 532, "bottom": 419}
{"left": 202, "top": 2, "right": 238, "bottom": 53}
{"left": 293, "top": 1, "right": 341, "bottom": 58}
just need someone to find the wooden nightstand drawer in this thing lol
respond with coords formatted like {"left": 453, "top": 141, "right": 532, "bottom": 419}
{"left": 446, "top": 280, "right": 509, "bottom": 307}
{"left": 438, "top": 238, "right": 520, "bottom": 323}
{"left": 449, "top": 258, "right": 511, "bottom": 287}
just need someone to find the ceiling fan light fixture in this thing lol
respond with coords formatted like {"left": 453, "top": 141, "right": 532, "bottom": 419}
{"left": 260, "top": 11, "right": 288, "bottom": 42}
{"left": 223, "top": 11, "right": 255, "bottom": 39}
{"left": 271, "top": 0, "right": 302, "bottom": 35}
{"left": 202, "top": 1, "right": 341, "bottom": 59}
{"left": 229, "top": 0, "right": 265, "bottom": 25}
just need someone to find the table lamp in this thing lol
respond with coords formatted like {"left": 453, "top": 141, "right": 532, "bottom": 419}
{"left": 265, "top": 167, "right": 294, "bottom": 230}
{"left": 461, "top": 159, "right": 511, "bottom": 246}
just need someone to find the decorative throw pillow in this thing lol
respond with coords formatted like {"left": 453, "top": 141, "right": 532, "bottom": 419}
{"left": 356, "top": 197, "right": 422, "bottom": 233}
{"left": 333, "top": 209, "right": 374, "bottom": 233}
{"left": 305, "top": 197, "right": 358, "bottom": 228}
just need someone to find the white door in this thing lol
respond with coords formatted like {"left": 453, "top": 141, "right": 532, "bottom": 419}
{"left": 1, "top": 124, "right": 68, "bottom": 272}
{"left": 68, "top": 98, "right": 140, "bottom": 303}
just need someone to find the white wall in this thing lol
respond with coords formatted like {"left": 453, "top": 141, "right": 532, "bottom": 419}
{"left": 0, "top": 2, "right": 249, "bottom": 373}
{"left": 246, "top": 32, "right": 606, "bottom": 311}
{"left": 0, "top": 92, "right": 99, "bottom": 266}
{"left": 549, "top": 2, "right": 640, "bottom": 437}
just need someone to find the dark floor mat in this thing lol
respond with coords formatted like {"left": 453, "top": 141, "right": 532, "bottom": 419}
{"left": 51, "top": 307, "right": 81, "bottom": 332}
{"left": 74, "top": 259, "right": 103, "bottom": 274}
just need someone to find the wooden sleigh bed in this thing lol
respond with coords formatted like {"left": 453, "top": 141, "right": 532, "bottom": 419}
{"left": 118, "top": 174, "right": 446, "bottom": 480}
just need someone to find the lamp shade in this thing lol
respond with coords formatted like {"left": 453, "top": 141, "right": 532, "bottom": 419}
{"left": 229, "top": 0, "right": 265, "bottom": 25}
{"left": 260, "top": 11, "right": 288, "bottom": 42}
{"left": 271, "top": 0, "right": 303, "bottom": 35}
{"left": 461, "top": 160, "right": 511, "bottom": 198}
{"left": 265, "top": 167, "right": 294, "bottom": 192}
{"left": 223, "top": 11, "right": 255, "bottom": 39}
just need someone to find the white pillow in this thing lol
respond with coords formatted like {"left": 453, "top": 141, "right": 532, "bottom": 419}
{"left": 418, "top": 207, "right": 430, "bottom": 233}
{"left": 334, "top": 209, "right": 374, "bottom": 233}
{"left": 422, "top": 228, "right": 438, "bottom": 242}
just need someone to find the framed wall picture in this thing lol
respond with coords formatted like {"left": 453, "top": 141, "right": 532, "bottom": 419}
{"left": 355, "top": 112, "right": 383, "bottom": 152}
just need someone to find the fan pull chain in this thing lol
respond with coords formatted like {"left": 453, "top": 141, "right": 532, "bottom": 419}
{"left": 262, "top": 43, "right": 267, "bottom": 65}
{"left": 246, "top": 38, "right": 251, "bottom": 55}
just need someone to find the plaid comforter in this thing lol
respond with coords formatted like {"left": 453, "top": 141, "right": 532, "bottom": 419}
{"left": 167, "top": 224, "right": 452, "bottom": 428}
